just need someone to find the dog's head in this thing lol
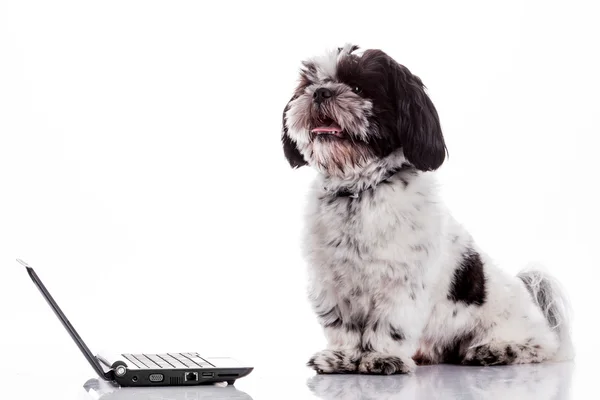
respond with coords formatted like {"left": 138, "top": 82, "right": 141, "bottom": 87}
{"left": 282, "top": 44, "right": 446, "bottom": 177}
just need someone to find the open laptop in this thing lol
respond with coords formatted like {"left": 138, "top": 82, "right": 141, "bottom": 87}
{"left": 17, "top": 259, "right": 253, "bottom": 387}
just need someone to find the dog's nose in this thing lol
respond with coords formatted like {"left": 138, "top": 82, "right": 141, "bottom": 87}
{"left": 313, "top": 88, "right": 333, "bottom": 104}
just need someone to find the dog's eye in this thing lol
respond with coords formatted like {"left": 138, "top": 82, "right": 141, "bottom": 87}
{"left": 351, "top": 86, "right": 362, "bottom": 94}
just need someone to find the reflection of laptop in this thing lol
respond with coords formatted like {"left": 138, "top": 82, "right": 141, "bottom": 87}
{"left": 18, "top": 259, "right": 253, "bottom": 387}
{"left": 84, "top": 378, "right": 254, "bottom": 399}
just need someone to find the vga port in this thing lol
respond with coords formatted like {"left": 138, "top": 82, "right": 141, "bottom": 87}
{"left": 149, "top": 373, "right": 164, "bottom": 382}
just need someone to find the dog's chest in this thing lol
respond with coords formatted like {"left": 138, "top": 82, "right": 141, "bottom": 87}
{"left": 306, "top": 182, "right": 435, "bottom": 292}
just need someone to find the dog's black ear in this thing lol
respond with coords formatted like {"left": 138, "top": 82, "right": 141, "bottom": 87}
{"left": 391, "top": 61, "right": 447, "bottom": 171}
{"left": 282, "top": 97, "right": 308, "bottom": 168}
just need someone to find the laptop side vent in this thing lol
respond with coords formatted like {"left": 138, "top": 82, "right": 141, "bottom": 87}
{"left": 170, "top": 376, "right": 182, "bottom": 385}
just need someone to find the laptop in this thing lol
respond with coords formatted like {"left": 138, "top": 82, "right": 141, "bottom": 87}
{"left": 17, "top": 259, "right": 253, "bottom": 387}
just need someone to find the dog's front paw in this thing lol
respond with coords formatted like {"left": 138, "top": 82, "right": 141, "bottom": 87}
{"left": 358, "top": 352, "right": 415, "bottom": 375}
{"left": 307, "top": 349, "right": 360, "bottom": 374}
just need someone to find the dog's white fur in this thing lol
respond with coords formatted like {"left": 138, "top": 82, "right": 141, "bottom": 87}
{"left": 283, "top": 45, "right": 573, "bottom": 374}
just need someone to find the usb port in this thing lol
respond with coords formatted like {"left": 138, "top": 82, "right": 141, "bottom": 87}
{"left": 202, "top": 372, "right": 214, "bottom": 378}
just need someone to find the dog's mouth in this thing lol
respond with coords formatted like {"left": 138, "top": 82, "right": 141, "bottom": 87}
{"left": 310, "top": 117, "right": 346, "bottom": 139}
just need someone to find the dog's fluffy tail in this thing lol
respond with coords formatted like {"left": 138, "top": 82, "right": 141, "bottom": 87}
{"left": 517, "top": 267, "right": 574, "bottom": 361}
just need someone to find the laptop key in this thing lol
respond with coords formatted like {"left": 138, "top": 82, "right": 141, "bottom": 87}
{"left": 180, "top": 353, "right": 204, "bottom": 367}
{"left": 170, "top": 353, "right": 194, "bottom": 368}
{"left": 122, "top": 354, "right": 143, "bottom": 369}
{"left": 184, "top": 353, "right": 215, "bottom": 367}
{"left": 146, "top": 354, "right": 171, "bottom": 368}
{"left": 130, "top": 354, "right": 151, "bottom": 368}
{"left": 158, "top": 353, "right": 187, "bottom": 368}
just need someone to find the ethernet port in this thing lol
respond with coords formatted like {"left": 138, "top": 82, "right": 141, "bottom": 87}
{"left": 184, "top": 372, "right": 198, "bottom": 382}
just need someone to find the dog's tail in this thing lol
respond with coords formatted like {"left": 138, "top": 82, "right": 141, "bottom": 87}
{"left": 517, "top": 267, "right": 574, "bottom": 361}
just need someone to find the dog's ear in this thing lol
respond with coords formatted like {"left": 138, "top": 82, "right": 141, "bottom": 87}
{"left": 391, "top": 61, "right": 447, "bottom": 171}
{"left": 282, "top": 96, "right": 308, "bottom": 168}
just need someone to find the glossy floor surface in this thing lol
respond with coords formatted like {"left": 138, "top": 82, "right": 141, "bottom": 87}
{"left": 7, "top": 360, "right": 581, "bottom": 400}
{"left": 80, "top": 362, "right": 575, "bottom": 400}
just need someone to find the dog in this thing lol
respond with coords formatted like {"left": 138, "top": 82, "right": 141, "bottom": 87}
{"left": 281, "top": 44, "right": 573, "bottom": 375}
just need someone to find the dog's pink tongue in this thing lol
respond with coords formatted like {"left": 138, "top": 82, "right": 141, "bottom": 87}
{"left": 311, "top": 123, "right": 342, "bottom": 133}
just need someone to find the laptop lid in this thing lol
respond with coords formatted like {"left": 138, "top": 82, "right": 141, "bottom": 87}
{"left": 17, "top": 259, "right": 113, "bottom": 380}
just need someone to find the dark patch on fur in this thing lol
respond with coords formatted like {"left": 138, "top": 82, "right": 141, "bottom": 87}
{"left": 525, "top": 337, "right": 533, "bottom": 345}
{"left": 307, "top": 350, "right": 359, "bottom": 374}
{"left": 462, "top": 344, "right": 520, "bottom": 366}
{"left": 369, "top": 295, "right": 380, "bottom": 311}
{"left": 335, "top": 49, "right": 447, "bottom": 171}
{"left": 361, "top": 341, "right": 374, "bottom": 352}
{"left": 390, "top": 325, "right": 405, "bottom": 342}
{"left": 448, "top": 250, "right": 487, "bottom": 306}
{"left": 452, "top": 309, "right": 458, "bottom": 317}
{"left": 367, "top": 188, "right": 376, "bottom": 202}
{"left": 281, "top": 131, "right": 306, "bottom": 168}
{"left": 281, "top": 97, "right": 308, "bottom": 168}
{"left": 505, "top": 345, "right": 516, "bottom": 360}
{"left": 332, "top": 165, "right": 409, "bottom": 198}
{"left": 327, "top": 238, "right": 342, "bottom": 248}
{"left": 371, "top": 320, "right": 380, "bottom": 332}
{"left": 409, "top": 292, "right": 416, "bottom": 301}
{"left": 325, "top": 357, "right": 335, "bottom": 369}
{"left": 410, "top": 244, "right": 428, "bottom": 254}
{"left": 412, "top": 350, "right": 433, "bottom": 365}
{"left": 338, "top": 45, "right": 360, "bottom": 54}
{"left": 440, "top": 334, "right": 474, "bottom": 364}
{"left": 332, "top": 351, "right": 345, "bottom": 366}
{"left": 345, "top": 313, "right": 367, "bottom": 333}
{"left": 346, "top": 196, "right": 357, "bottom": 215}
{"left": 317, "top": 306, "right": 342, "bottom": 329}
{"left": 332, "top": 271, "right": 343, "bottom": 284}
{"left": 345, "top": 321, "right": 362, "bottom": 332}
{"left": 346, "top": 236, "right": 369, "bottom": 259}
{"left": 362, "top": 355, "right": 407, "bottom": 375}
{"left": 299, "top": 61, "right": 317, "bottom": 80}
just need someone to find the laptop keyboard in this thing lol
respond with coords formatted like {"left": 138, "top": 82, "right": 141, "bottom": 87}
{"left": 122, "top": 353, "right": 214, "bottom": 369}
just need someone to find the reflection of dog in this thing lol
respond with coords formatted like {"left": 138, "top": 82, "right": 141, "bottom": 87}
{"left": 282, "top": 44, "right": 573, "bottom": 374}
{"left": 308, "top": 362, "right": 574, "bottom": 400}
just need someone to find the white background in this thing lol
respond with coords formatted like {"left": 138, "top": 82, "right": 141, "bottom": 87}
{"left": 1, "top": 1, "right": 598, "bottom": 398}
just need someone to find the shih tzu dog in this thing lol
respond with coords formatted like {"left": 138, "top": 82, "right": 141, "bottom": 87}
{"left": 281, "top": 44, "right": 573, "bottom": 375}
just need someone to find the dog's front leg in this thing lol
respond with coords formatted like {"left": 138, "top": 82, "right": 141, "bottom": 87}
{"left": 306, "top": 288, "right": 362, "bottom": 374}
{"left": 358, "top": 295, "right": 430, "bottom": 375}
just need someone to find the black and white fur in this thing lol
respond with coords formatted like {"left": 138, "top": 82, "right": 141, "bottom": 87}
{"left": 282, "top": 44, "right": 573, "bottom": 374}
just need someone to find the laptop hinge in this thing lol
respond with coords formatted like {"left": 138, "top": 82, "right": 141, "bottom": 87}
{"left": 96, "top": 355, "right": 116, "bottom": 381}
